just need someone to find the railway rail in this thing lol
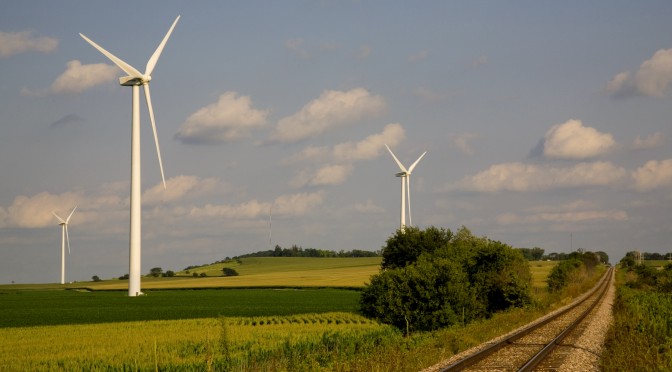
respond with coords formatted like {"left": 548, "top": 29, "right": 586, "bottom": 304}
{"left": 439, "top": 267, "right": 613, "bottom": 372}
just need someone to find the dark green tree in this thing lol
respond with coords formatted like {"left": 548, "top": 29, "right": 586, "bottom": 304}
{"left": 381, "top": 226, "right": 452, "bottom": 269}
{"left": 149, "top": 267, "right": 163, "bottom": 277}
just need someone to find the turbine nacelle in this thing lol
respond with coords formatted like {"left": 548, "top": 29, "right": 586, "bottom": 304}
{"left": 120, "top": 75, "right": 151, "bottom": 86}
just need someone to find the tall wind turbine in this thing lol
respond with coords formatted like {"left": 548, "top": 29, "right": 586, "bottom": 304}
{"left": 385, "top": 144, "right": 426, "bottom": 231}
{"left": 52, "top": 207, "right": 77, "bottom": 285}
{"left": 80, "top": 16, "right": 179, "bottom": 296}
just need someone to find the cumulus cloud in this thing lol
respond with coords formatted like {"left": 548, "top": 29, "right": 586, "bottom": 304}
{"left": 450, "top": 161, "right": 627, "bottom": 193}
{"left": 542, "top": 119, "right": 615, "bottom": 160}
{"left": 449, "top": 132, "right": 479, "bottom": 155}
{"left": 285, "top": 124, "right": 405, "bottom": 188}
{"left": 285, "top": 123, "right": 405, "bottom": 164}
{"left": 143, "top": 176, "right": 227, "bottom": 206}
{"left": 1, "top": 192, "right": 81, "bottom": 228}
{"left": 496, "top": 208, "right": 627, "bottom": 226}
{"left": 606, "top": 48, "right": 672, "bottom": 97}
{"left": 354, "top": 199, "right": 385, "bottom": 214}
{"left": 632, "top": 159, "right": 672, "bottom": 191}
{"left": 290, "top": 164, "right": 354, "bottom": 188}
{"left": 269, "top": 88, "right": 386, "bottom": 143}
{"left": 50, "top": 60, "right": 118, "bottom": 94}
{"left": 189, "top": 191, "right": 325, "bottom": 219}
{"left": 632, "top": 132, "right": 666, "bottom": 150}
{"left": 0, "top": 30, "right": 58, "bottom": 57}
{"left": 175, "top": 92, "right": 268, "bottom": 145}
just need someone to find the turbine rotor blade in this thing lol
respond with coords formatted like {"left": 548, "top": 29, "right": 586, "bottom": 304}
{"left": 52, "top": 211, "right": 65, "bottom": 224}
{"left": 66, "top": 206, "right": 77, "bottom": 224}
{"left": 65, "top": 225, "right": 71, "bottom": 254}
{"left": 145, "top": 15, "right": 180, "bottom": 76}
{"left": 79, "top": 33, "right": 143, "bottom": 77}
{"left": 144, "top": 84, "right": 166, "bottom": 188}
{"left": 385, "top": 144, "right": 408, "bottom": 173}
{"left": 408, "top": 151, "right": 427, "bottom": 174}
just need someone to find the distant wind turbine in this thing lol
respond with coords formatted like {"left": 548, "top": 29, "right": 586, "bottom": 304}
{"left": 385, "top": 144, "right": 426, "bottom": 232}
{"left": 80, "top": 16, "right": 179, "bottom": 296}
{"left": 52, "top": 206, "right": 76, "bottom": 285}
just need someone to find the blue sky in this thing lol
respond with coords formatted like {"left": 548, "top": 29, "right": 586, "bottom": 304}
{"left": 2, "top": 1, "right": 672, "bottom": 283}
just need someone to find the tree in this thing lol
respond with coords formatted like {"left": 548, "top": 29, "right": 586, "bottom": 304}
{"left": 149, "top": 267, "right": 163, "bottom": 277}
{"left": 164, "top": 270, "right": 175, "bottom": 277}
{"left": 381, "top": 226, "right": 452, "bottom": 269}
{"left": 92, "top": 275, "right": 102, "bottom": 282}
{"left": 362, "top": 226, "right": 532, "bottom": 333}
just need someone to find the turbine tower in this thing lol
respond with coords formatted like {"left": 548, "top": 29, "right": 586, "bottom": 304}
{"left": 80, "top": 16, "right": 179, "bottom": 296}
{"left": 52, "top": 207, "right": 76, "bottom": 285}
{"left": 385, "top": 144, "right": 426, "bottom": 231}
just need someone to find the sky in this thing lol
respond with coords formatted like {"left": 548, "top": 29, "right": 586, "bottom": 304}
{"left": 2, "top": 1, "right": 672, "bottom": 284}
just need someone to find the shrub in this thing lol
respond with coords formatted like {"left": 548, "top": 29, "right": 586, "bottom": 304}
{"left": 222, "top": 268, "right": 239, "bottom": 277}
{"left": 547, "top": 259, "right": 583, "bottom": 292}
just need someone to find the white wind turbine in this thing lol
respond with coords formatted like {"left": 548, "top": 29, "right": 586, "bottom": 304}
{"left": 52, "top": 207, "right": 77, "bottom": 285}
{"left": 385, "top": 144, "right": 426, "bottom": 232}
{"left": 80, "top": 16, "right": 179, "bottom": 296}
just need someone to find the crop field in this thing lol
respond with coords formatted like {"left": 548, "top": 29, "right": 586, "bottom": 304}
{"left": 79, "top": 257, "right": 383, "bottom": 290}
{"left": 0, "top": 258, "right": 571, "bottom": 370}
{"left": 0, "top": 288, "right": 360, "bottom": 328}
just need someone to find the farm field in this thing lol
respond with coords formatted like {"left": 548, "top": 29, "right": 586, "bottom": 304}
{"left": 0, "top": 259, "right": 576, "bottom": 371}
{"left": 33, "top": 257, "right": 383, "bottom": 291}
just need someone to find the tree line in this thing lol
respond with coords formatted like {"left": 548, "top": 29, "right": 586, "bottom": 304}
{"left": 234, "top": 245, "right": 380, "bottom": 259}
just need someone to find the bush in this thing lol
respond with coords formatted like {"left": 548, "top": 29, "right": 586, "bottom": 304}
{"left": 362, "top": 226, "right": 532, "bottom": 333}
{"left": 222, "top": 268, "right": 239, "bottom": 277}
{"left": 547, "top": 259, "right": 583, "bottom": 292}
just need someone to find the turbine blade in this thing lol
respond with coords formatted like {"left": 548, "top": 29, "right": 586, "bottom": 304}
{"left": 408, "top": 151, "right": 427, "bottom": 174}
{"left": 65, "top": 225, "right": 71, "bottom": 254}
{"left": 65, "top": 206, "right": 77, "bottom": 223}
{"left": 52, "top": 211, "right": 65, "bottom": 224}
{"left": 145, "top": 15, "right": 180, "bottom": 76}
{"left": 385, "top": 144, "right": 408, "bottom": 173}
{"left": 144, "top": 84, "right": 166, "bottom": 188}
{"left": 79, "top": 33, "right": 143, "bottom": 77}
{"left": 407, "top": 176, "right": 412, "bottom": 227}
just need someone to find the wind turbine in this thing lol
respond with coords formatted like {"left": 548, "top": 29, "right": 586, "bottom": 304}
{"left": 52, "top": 207, "right": 77, "bottom": 285}
{"left": 80, "top": 16, "right": 179, "bottom": 296}
{"left": 385, "top": 144, "right": 426, "bottom": 231}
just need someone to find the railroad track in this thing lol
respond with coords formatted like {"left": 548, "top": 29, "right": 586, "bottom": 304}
{"left": 439, "top": 267, "right": 613, "bottom": 372}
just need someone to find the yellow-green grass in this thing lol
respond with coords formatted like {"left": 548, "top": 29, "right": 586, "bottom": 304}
{"left": 529, "top": 260, "right": 558, "bottom": 290}
{"left": 78, "top": 257, "right": 382, "bottom": 290}
{"left": 0, "top": 312, "right": 388, "bottom": 371}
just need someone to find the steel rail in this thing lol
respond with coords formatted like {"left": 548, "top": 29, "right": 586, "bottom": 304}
{"left": 440, "top": 267, "right": 612, "bottom": 372}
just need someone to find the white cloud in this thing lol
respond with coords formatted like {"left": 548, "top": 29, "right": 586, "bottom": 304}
{"left": 175, "top": 92, "right": 268, "bottom": 145}
{"left": 606, "top": 48, "right": 672, "bottom": 97}
{"left": 496, "top": 199, "right": 628, "bottom": 225}
{"left": 0, "top": 31, "right": 58, "bottom": 57}
{"left": 449, "top": 132, "right": 479, "bottom": 155}
{"left": 290, "top": 164, "right": 353, "bottom": 188}
{"left": 632, "top": 132, "right": 666, "bottom": 150}
{"left": 1, "top": 192, "right": 80, "bottom": 228}
{"left": 542, "top": 119, "right": 615, "bottom": 160}
{"left": 269, "top": 88, "right": 386, "bottom": 143}
{"left": 189, "top": 191, "right": 325, "bottom": 219}
{"left": 354, "top": 199, "right": 385, "bottom": 214}
{"left": 50, "top": 60, "right": 118, "bottom": 94}
{"left": 143, "top": 176, "right": 227, "bottom": 206}
{"left": 285, "top": 123, "right": 405, "bottom": 164}
{"left": 632, "top": 159, "right": 672, "bottom": 191}
{"left": 451, "top": 161, "right": 627, "bottom": 193}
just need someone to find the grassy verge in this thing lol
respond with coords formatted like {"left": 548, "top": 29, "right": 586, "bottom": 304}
{"left": 601, "top": 267, "right": 672, "bottom": 371}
